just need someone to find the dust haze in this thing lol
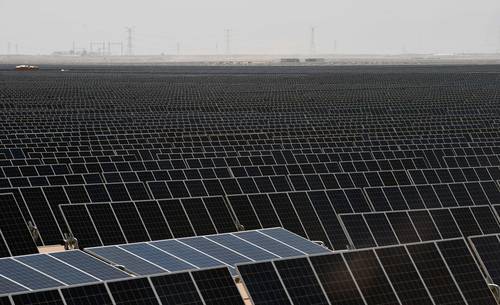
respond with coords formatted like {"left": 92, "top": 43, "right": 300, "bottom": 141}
{"left": 1, "top": 0, "right": 500, "bottom": 55}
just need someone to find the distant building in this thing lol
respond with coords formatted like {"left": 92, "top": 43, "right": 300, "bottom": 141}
{"left": 280, "top": 58, "right": 301, "bottom": 63}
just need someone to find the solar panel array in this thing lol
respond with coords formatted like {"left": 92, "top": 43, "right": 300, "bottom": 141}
{"left": 238, "top": 238, "right": 497, "bottom": 305}
{"left": 2, "top": 267, "right": 244, "bottom": 305}
{"left": 85, "top": 227, "right": 331, "bottom": 275}
{"left": 1, "top": 65, "right": 500, "bottom": 302}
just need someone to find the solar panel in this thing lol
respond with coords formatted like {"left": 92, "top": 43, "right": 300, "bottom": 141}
{"left": 87, "top": 246, "right": 165, "bottom": 275}
{"left": 0, "top": 275, "right": 27, "bottom": 294}
{"left": 309, "top": 253, "right": 366, "bottom": 305}
{"left": 49, "top": 250, "right": 130, "bottom": 281}
{"left": 61, "top": 283, "right": 114, "bottom": 305}
{"left": 406, "top": 242, "right": 467, "bottom": 305}
{"left": 191, "top": 267, "right": 245, "bottom": 305}
{"left": 273, "top": 257, "right": 330, "bottom": 305}
{"left": 469, "top": 234, "right": 500, "bottom": 284}
{"left": 339, "top": 214, "right": 377, "bottom": 248}
{"left": 0, "top": 194, "right": 38, "bottom": 256}
{"left": 107, "top": 277, "right": 160, "bottom": 305}
{"left": 208, "top": 233, "right": 278, "bottom": 261}
{"left": 237, "top": 261, "right": 292, "bottom": 305}
{"left": 437, "top": 239, "right": 497, "bottom": 305}
{"left": 121, "top": 243, "right": 196, "bottom": 272}
{"left": 150, "top": 272, "right": 204, "bottom": 305}
{"left": 14, "top": 254, "right": 97, "bottom": 285}
{"left": 133, "top": 200, "right": 173, "bottom": 240}
{"left": 180, "top": 237, "right": 250, "bottom": 271}
{"left": 234, "top": 231, "right": 304, "bottom": 257}
{"left": 110, "top": 202, "right": 150, "bottom": 243}
{"left": 59, "top": 204, "right": 101, "bottom": 248}
{"left": 259, "top": 227, "right": 330, "bottom": 254}
{"left": 0, "top": 258, "right": 63, "bottom": 290}
{"left": 181, "top": 198, "right": 217, "bottom": 235}
{"left": 375, "top": 246, "right": 434, "bottom": 305}
{"left": 364, "top": 213, "right": 399, "bottom": 246}
{"left": 157, "top": 199, "right": 196, "bottom": 238}
{"left": 11, "top": 289, "right": 64, "bottom": 305}
{"left": 86, "top": 204, "right": 126, "bottom": 245}
{"left": 343, "top": 250, "right": 400, "bottom": 305}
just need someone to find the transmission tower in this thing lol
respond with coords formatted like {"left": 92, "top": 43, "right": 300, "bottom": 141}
{"left": 125, "top": 27, "right": 133, "bottom": 55}
{"left": 225, "top": 29, "right": 231, "bottom": 54}
{"left": 310, "top": 27, "right": 316, "bottom": 54}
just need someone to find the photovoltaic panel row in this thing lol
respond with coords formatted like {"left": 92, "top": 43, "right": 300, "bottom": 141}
{"left": 339, "top": 206, "right": 500, "bottom": 248}
{"left": 60, "top": 196, "right": 237, "bottom": 248}
{"left": 0, "top": 182, "right": 153, "bottom": 245}
{"left": 408, "top": 166, "right": 500, "bottom": 184}
{"left": 85, "top": 228, "right": 330, "bottom": 276}
{"left": 0, "top": 250, "right": 129, "bottom": 294}
{"left": 365, "top": 181, "right": 500, "bottom": 211}
{"left": 238, "top": 238, "right": 497, "bottom": 305}
{"left": 2, "top": 267, "right": 244, "bottom": 305}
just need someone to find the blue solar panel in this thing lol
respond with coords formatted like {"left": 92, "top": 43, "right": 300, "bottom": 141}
{"left": 86, "top": 246, "right": 166, "bottom": 276}
{"left": 151, "top": 239, "right": 222, "bottom": 269}
{"left": 180, "top": 237, "right": 251, "bottom": 268}
{"left": 260, "top": 228, "right": 330, "bottom": 255}
{"left": 233, "top": 231, "right": 304, "bottom": 257}
{"left": 15, "top": 254, "right": 97, "bottom": 285}
{"left": 0, "top": 275, "right": 27, "bottom": 294}
{"left": 207, "top": 233, "right": 279, "bottom": 261}
{"left": 49, "top": 250, "right": 129, "bottom": 281}
{"left": 121, "top": 243, "right": 196, "bottom": 272}
{"left": 0, "top": 258, "right": 63, "bottom": 290}
{"left": 79, "top": 229, "right": 332, "bottom": 277}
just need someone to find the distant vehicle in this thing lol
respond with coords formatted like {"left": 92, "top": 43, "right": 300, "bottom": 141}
{"left": 15, "top": 65, "right": 39, "bottom": 71}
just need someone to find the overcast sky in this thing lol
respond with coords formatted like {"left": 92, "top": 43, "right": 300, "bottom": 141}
{"left": 1, "top": 0, "right": 500, "bottom": 55}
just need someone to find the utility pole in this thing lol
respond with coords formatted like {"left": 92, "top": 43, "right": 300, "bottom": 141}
{"left": 310, "top": 27, "right": 316, "bottom": 54}
{"left": 497, "top": 28, "right": 500, "bottom": 53}
{"left": 125, "top": 27, "right": 133, "bottom": 55}
{"left": 7, "top": 42, "right": 11, "bottom": 55}
{"left": 225, "top": 29, "right": 231, "bottom": 54}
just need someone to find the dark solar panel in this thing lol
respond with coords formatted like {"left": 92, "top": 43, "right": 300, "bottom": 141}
{"left": 469, "top": 235, "right": 500, "bottom": 284}
{"left": 437, "top": 239, "right": 497, "bottom": 305}
{"left": 11, "top": 289, "right": 65, "bottom": 305}
{"left": 86, "top": 203, "right": 126, "bottom": 245}
{"left": 406, "top": 242, "right": 467, "bottom": 305}
{"left": 343, "top": 250, "right": 400, "bottom": 305}
{"left": 150, "top": 272, "right": 204, "bottom": 305}
{"left": 309, "top": 253, "right": 365, "bottom": 305}
{"left": 60, "top": 204, "right": 101, "bottom": 248}
{"left": 375, "top": 246, "right": 434, "bottom": 305}
{"left": 238, "top": 262, "right": 293, "bottom": 305}
{"left": 111, "top": 202, "right": 150, "bottom": 243}
{"left": 191, "top": 267, "right": 245, "bottom": 305}
{"left": 61, "top": 283, "right": 114, "bottom": 305}
{"left": 107, "top": 277, "right": 160, "bottom": 305}
{"left": 273, "top": 257, "right": 329, "bottom": 305}
{"left": 0, "top": 194, "right": 38, "bottom": 256}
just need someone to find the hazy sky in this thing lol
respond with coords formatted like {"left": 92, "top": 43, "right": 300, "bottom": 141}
{"left": 1, "top": 0, "right": 500, "bottom": 55}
